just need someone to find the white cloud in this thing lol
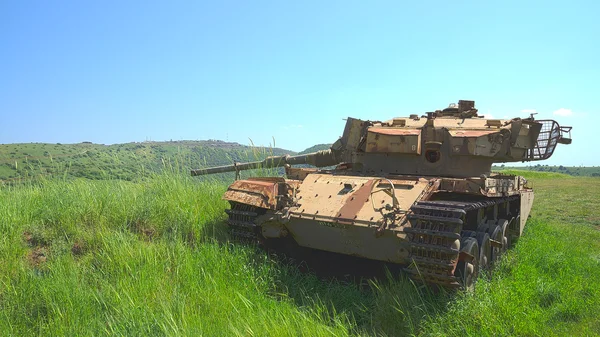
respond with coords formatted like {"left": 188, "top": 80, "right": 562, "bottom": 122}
{"left": 553, "top": 108, "right": 573, "bottom": 117}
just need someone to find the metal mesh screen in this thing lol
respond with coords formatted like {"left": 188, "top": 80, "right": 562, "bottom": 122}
{"left": 529, "top": 120, "right": 560, "bottom": 160}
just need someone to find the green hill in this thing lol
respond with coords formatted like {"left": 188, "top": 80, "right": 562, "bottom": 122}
{"left": 0, "top": 140, "right": 299, "bottom": 182}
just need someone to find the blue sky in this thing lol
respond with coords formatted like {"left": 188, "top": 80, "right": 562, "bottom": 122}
{"left": 1, "top": 1, "right": 597, "bottom": 165}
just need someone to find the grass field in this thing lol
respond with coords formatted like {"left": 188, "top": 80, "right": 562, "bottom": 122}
{"left": 0, "top": 171, "right": 598, "bottom": 336}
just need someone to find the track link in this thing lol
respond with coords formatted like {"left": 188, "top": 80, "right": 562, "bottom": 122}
{"left": 405, "top": 197, "right": 517, "bottom": 288}
{"left": 225, "top": 203, "right": 262, "bottom": 243}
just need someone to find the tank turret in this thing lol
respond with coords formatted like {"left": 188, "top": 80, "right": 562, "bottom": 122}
{"left": 327, "top": 100, "right": 573, "bottom": 177}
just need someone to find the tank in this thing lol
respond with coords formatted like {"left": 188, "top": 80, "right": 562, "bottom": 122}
{"left": 191, "top": 100, "right": 572, "bottom": 289}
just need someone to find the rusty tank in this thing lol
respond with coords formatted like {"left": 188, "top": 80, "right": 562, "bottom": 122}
{"left": 191, "top": 100, "right": 572, "bottom": 288}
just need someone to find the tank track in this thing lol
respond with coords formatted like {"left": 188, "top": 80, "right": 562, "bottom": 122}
{"left": 404, "top": 197, "right": 518, "bottom": 288}
{"left": 225, "top": 202, "right": 262, "bottom": 243}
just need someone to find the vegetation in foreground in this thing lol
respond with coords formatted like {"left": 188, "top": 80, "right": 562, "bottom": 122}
{"left": 0, "top": 170, "right": 598, "bottom": 336}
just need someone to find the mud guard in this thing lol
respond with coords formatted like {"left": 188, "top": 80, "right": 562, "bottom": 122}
{"left": 222, "top": 178, "right": 284, "bottom": 210}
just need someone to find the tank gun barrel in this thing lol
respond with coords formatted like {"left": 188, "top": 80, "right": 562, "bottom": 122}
{"left": 190, "top": 149, "right": 338, "bottom": 176}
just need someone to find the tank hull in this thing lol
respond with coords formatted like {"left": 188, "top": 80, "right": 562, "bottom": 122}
{"left": 222, "top": 171, "right": 533, "bottom": 288}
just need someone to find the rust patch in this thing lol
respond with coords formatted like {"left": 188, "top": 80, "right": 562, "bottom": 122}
{"left": 417, "top": 178, "right": 440, "bottom": 202}
{"left": 449, "top": 130, "right": 498, "bottom": 137}
{"left": 285, "top": 167, "right": 317, "bottom": 181}
{"left": 369, "top": 128, "right": 421, "bottom": 136}
{"left": 336, "top": 180, "right": 376, "bottom": 224}
{"left": 247, "top": 177, "right": 286, "bottom": 183}
{"left": 223, "top": 179, "right": 280, "bottom": 209}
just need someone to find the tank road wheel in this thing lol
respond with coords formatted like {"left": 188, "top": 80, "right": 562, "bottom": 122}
{"left": 472, "top": 224, "right": 492, "bottom": 273}
{"left": 455, "top": 237, "right": 479, "bottom": 290}
{"left": 489, "top": 225, "right": 504, "bottom": 265}
{"left": 476, "top": 232, "right": 491, "bottom": 273}
{"left": 497, "top": 219, "right": 510, "bottom": 251}
{"left": 509, "top": 215, "right": 520, "bottom": 248}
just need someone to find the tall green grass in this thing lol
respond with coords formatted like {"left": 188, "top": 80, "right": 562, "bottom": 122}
{"left": 1, "top": 171, "right": 599, "bottom": 336}
{"left": 0, "top": 173, "right": 355, "bottom": 336}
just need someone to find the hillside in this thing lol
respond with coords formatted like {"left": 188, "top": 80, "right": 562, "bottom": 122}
{"left": 297, "top": 143, "right": 332, "bottom": 155}
{"left": 0, "top": 140, "right": 298, "bottom": 182}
